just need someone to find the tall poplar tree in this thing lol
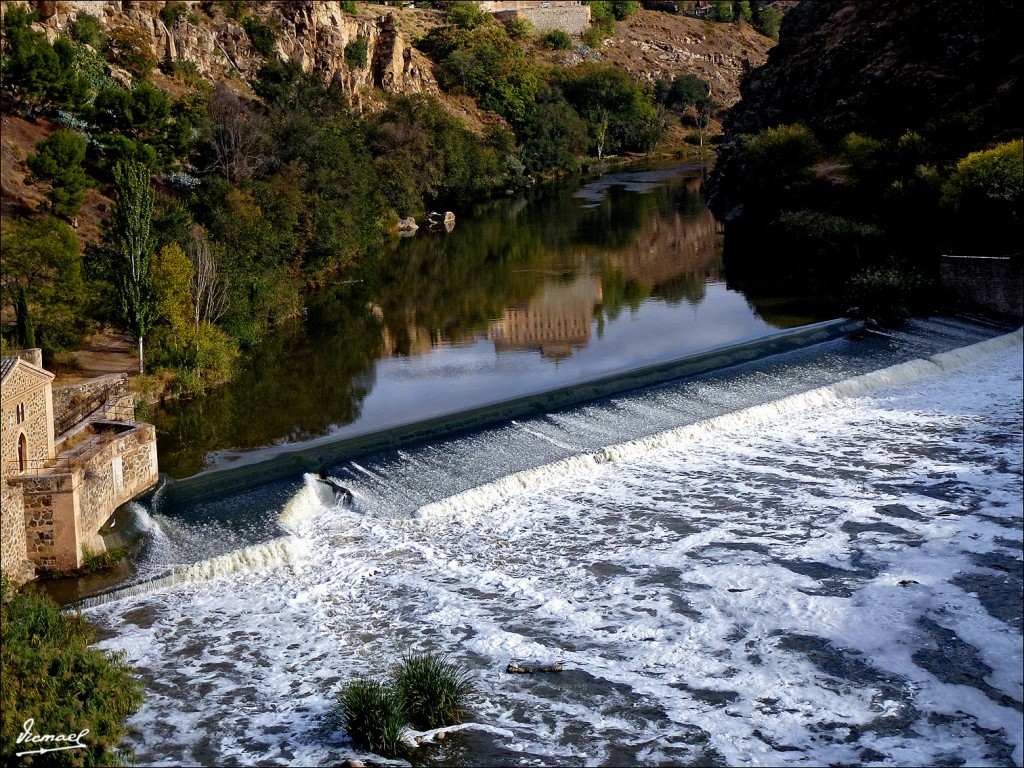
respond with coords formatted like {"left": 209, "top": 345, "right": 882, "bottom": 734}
{"left": 111, "top": 161, "right": 157, "bottom": 374}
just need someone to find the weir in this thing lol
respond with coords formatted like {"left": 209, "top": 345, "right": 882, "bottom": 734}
{"left": 160, "top": 317, "right": 862, "bottom": 506}
{"left": 76, "top": 321, "right": 1021, "bottom": 609}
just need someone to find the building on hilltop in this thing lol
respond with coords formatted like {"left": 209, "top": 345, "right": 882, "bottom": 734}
{"left": 478, "top": 0, "right": 591, "bottom": 36}
{"left": 1, "top": 349, "right": 158, "bottom": 584}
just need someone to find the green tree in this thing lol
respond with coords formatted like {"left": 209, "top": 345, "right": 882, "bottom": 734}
{"left": 712, "top": 0, "right": 734, "bottom": 22}
{"left": 27, "top": 130, "right": 91, "bottom": 217}
{"left": 0, "top": 216, "right": 85, "bottom": 350}
{"left": 0, "top": 579, "right": 144, "bottom": 768}
{"left": 111, "top": 161, "right": 158, "bottom": 373}
{"left": 752, "top": 1, "right": 782, "bottom": 39}
{"left": 942, "top": 139, "right": 1023, "bottom": 254}
{"left": 344, "top": 36, "right": 369, "bottom": 69}
{"left": 0, "top": 7, "right": 88, "bottom": 116}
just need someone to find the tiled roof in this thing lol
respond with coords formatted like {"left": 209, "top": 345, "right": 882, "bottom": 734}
{"left": 0, "top": 356, "right": 17, "bottom": 385}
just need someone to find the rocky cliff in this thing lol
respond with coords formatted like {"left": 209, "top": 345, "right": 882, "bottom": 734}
{"left": 18, "top": 0, "right": 439, "bottom": 109}
{"left": 721, "top": 0, "right": 1022, "bottom": 143}
{"left": 710, "top": 0, "right": 1023, "bottom": 221}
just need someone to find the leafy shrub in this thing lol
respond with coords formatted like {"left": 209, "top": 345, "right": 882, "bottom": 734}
{"left": 846, "top": 265, "right": 926, "bottom": 323}
{"left": 222, "top": 0, "right": 250, "bottom": 20}
{"left": 391, "top": 651, "right": 474, "bottom": 730}
{"left": 69, "top": 12, "right": 104, "bottom": 47}
{"left": 344, "top": 36, "right": 369, "bottom": 69}
{"left": 341, "top": 0, "right": 358, "bottom": 13}
{"left": 337, "top": 679, "right": 408, "bottom": 756}
{"left": 446, "top": 2, "right": 490, "bottom": 30}
{"left": 501, "top": 16, "right": 533, "bottom": 40}
{"left": 160, "top": 1, "right": 189, "bottom": 28}
{"left": 741, "top": 123, "right": 823, "bottom": 196}
{"left": 0, "top": 578, "right": 144, "bottom": 767}
{"left": 543, "top": 29, "right": 573, "bottom": 50}
{"left": 242, "top": 15, "right": 279, "bottom": 57}
{"left": 712, "top": 0, "right": 734, "bottom": 22}
{"left": 106, "top": 23, "right": 157, "bottom": 79}
{"left": 0, "top": 7, "right": 89, "bottom": 115}
{"left": 941, "top": 139, "right": 1023, "bottom": 254}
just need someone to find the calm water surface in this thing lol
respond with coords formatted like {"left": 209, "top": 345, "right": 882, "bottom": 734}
{"left": 153, "top": 164, "right": 831, "bottom": 477}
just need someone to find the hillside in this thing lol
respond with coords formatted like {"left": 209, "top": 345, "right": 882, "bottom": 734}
{"left": 1, "top": 1, "right": 777, "bottom": 238}
{"left": 0, "top": 0, "right": 779, "bottom": 386}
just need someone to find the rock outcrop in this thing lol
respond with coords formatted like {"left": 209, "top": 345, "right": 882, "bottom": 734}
{"left": 21, "top": 0, "right": 439, "bottom": 109}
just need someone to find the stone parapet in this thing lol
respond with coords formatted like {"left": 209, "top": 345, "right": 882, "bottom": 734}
{"left": 53, "top": 373, "right": 130, "bottom": 437}
{"left": 940, "top": 255, "right": 1023, "bottom": 320}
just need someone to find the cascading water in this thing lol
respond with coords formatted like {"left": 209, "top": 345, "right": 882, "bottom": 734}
{"left": 84, "top": 320, "right": 1022, "bottom": 766}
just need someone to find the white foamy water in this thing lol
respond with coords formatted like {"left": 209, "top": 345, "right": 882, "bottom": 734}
{"left": 90, "top": 332, "right": 1023, "bottom": 767}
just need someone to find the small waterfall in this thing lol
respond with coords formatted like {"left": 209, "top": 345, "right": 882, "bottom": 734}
{"left": 277, "top": 473, "right": 337, "bottom": 533}
{"left": 415, "top": 329, "right": 1022, "bottom": 520}
{"left": 79, "top": 536, "right": 308, "bottom": 609}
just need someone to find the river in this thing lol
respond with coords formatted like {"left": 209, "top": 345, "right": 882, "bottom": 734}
{"left": 78, "top": 163, "right": 1022, "bottom": 766}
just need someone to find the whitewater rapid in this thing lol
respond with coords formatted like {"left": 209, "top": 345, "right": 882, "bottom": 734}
{"left": 89, "top": 328, "right": 1023, "bottom": 766}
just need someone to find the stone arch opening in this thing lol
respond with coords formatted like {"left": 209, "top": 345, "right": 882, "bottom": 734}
{"left": 18, "top": 432, "right": 28, "bottom": 472}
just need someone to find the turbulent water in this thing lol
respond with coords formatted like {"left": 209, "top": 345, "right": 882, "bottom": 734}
{"left": 88, "top": 322, "right": 1023, "bottom": 767}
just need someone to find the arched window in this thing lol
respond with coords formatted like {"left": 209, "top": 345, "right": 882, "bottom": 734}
{"left": 18, "top": 433, "right": 28, "bottom": 473}
{"left": 16, "top": 402, "right": 25, "bottom": 423}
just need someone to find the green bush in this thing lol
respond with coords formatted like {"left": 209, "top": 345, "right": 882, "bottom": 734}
{"left": 753, "top": 2, "right": 783, "bottom": 39}
{"left": 942, "top": 139, "right": 1023, "bottom": 216}
{"left": 160, "top": 1, "right": 189, "bottom": 28}
{"left": 242, "top": 15, "right": 279, "bottom": 57}
{"left": 446, "top": 2, "right": 490, "bottom": 30}
{"left": 501, "top": 16, "right": 533, "bottom": 40}
{"left": 846, "top": 265, "right": 926, "bottom": 323}
{"left": 337, "top": 679, "right": 408, "bottom": 756}
{"left": 543, "top": 29, "right": 573, "bottom": 50}
{"left": 344, "top": 36, "right": 369, "bottom": 70}
{"left": 0, "top": 578, "right": 144, "bottom": 767}
{"left": 0, "top": 7, "right": 89, "bottom": 115}
{"left": 68, "top": 12, "right": 104, "bottom": 47}
{"left": 391, "top": 651, "right": 474, "bottom": 730}
{"left": 222, "top": 0, "right": 250, "bottom": 20}
{"left": 742, "top": 123, "right": 823, "bottom": 195}
{"left": 341, "top": 0, "right": 358, "bottom": 13}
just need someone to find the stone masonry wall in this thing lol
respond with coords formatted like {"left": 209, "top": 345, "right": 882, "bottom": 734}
{"left": 16, "top": 472, "right": 70, "bottom": 570}
{"left": 1, "top": 481, "right": 31, "bottom": 583}
{"left": 79, "top": 423, "right": 158, "bottom": 540}
{"left": 53, "top": 373, "right": 130, "bottom": 436}
{"left": 940, "top": 256, "right": 1024, "bottom": 320}
{"left": 8, "top": 423, "right": 157, "bottom": 571}
{"left": 493, "top": 6, "right": 591, "bottom": 35}
{"left": 1, "top": 369, "right": 51, "bottom": 474}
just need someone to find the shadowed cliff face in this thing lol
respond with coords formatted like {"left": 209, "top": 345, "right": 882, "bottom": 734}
{"left": 725, "top": 0, "right": 1022, "bottom": 143}
{"left": 710, "top": 0, "right": 1023, "bottom": 221}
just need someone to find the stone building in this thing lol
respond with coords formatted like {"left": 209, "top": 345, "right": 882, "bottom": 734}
{"left": 479, "top": 0, "right": 592, "bottom": 35}
{"left": 1, "top": 350, "right": 158, "bottom": 583}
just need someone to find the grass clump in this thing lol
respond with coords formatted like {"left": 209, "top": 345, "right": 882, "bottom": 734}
{"left": 337, "top": 679, "right": 408, "bottom": 756}
{"left": 336, "top": 651, "right": 474, "bottom": 757}
{"left": 392, "top": 651, "right": 474, "bottom": 730}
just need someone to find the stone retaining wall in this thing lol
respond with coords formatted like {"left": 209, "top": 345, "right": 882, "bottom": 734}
{"left": 493, "top": 5, "right": 591, "bottom": 35}
{"left": 53, "top": 373, "right": 130, "bottom": 436}
{"left": 940, "top": 255, "right": 1023, "bottom": 319}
